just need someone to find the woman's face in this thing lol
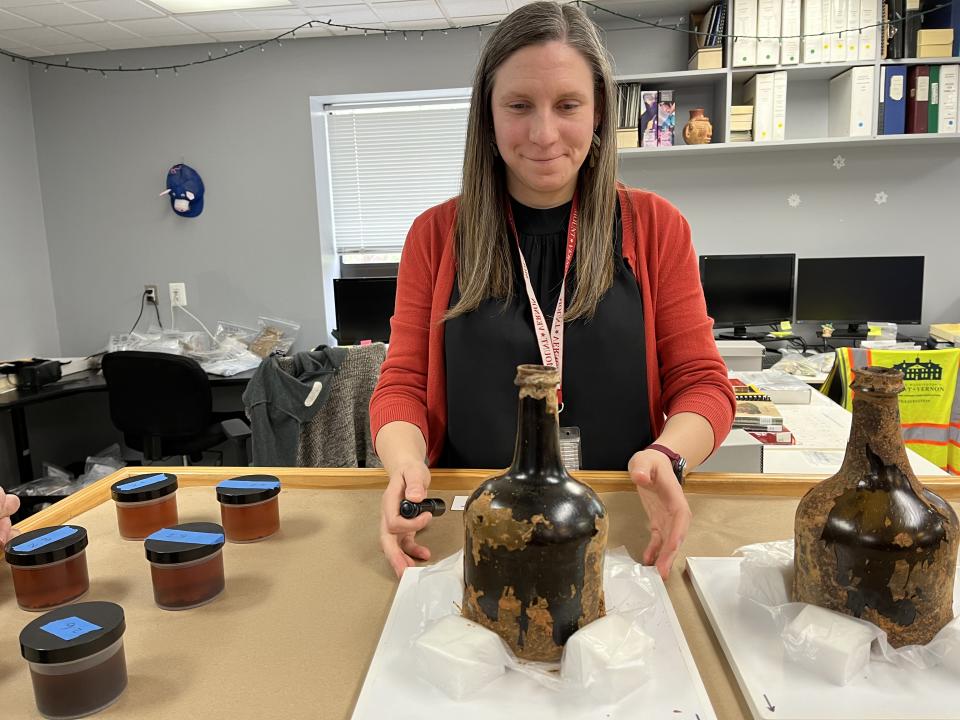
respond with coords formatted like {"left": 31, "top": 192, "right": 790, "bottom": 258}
{"left": 491, "top": 40, "right": 598, "bottom": 208}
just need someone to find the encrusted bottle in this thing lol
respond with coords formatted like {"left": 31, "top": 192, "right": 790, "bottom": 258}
{"left": 462, "top": 365, "right": 608, "bottom": 662}
{"left": 794, "top": 366, "right": 958, "bottom": 647}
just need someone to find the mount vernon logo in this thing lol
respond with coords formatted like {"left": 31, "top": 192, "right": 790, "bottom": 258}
{"left": 892, "top": 357, "right": 944, "bottom": 382}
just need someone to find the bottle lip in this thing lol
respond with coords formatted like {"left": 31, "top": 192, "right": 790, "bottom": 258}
{"left": 851, "top": 366, "right": 904, "bottom": 395}
{"left": 5, "top": 525, "right": 88, "bottom": 567}
{"left": 19, "top": 601, "right": 126, "bottom": 665}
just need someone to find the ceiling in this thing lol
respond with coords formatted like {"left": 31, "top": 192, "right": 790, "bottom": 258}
{"left": 0, "top": 0, "right": 685, "bottom": 58}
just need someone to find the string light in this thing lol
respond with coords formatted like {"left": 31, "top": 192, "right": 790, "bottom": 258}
{"left": 1, "top": 0, "right": 952, "bottom": 76}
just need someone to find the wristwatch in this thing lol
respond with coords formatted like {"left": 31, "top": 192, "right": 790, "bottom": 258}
{"left": 647, "top": 444, "right": 687, "bottom": 486}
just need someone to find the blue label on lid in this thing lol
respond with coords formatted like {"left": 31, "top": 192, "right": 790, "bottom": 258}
{"left": 41, "top": 617, "right": 102, "bottom": 642}
{"left": 148, "top": 529, "right": 224, "bottom": 545}
{"left": 218, "top": 480, "right": 280, "bottom": 491}
{"left": 11, "top": 527, "right": 79, "bottom": 553}
{"left": 116, "top": 474, "right": 168, "bottom": 492}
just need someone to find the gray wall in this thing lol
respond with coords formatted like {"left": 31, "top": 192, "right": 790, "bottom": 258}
{"left": 0, "top": 60, "right": 59, "bottom": 360}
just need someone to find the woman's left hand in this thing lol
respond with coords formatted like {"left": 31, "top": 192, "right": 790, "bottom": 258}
{"left": 627, "top": 449, "right": 691, "bottom": 580}
{"left": 0, "top": 487, "right": 21, "bottom": 549}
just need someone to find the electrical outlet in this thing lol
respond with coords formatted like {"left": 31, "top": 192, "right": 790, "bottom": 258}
{"left": 144, "top": 285, "right": 158, "bottom": 304}
{"left": 169, "top": 282, "right": 187, "bottom": 307}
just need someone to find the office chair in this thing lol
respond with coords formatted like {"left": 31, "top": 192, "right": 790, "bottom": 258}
{"left": 101, "top": 351, "right": 251, "bottom": 466}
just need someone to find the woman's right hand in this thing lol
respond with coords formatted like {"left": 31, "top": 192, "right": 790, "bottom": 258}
{"left": 1, "top": 487, "right": 21, "bottom": 549}
{"left": 379, "top": 461, "right": 434, "bottom": 577}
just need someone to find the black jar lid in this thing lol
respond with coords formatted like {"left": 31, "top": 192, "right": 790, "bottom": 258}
{"left": 111, "top": 472, "right": 178, "bottom": 503}
{"left": 4, "top": 525, "right": 88, "bottom": 567}
{"left": 20, "top": 601, "right": 126, "bottom": 665}
{"left": 145, "top": 522, "right": 225, "bottom": 564}
{"left": 216, "top": 475, "right": 281, "bottom": 505}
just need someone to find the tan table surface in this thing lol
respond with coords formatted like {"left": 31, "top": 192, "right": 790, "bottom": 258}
{"left": 3, "top": 468, "right": 959, "bottom": 720}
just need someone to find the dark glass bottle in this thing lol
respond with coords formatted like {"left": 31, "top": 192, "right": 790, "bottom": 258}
{"left": 462, "top": 364, "right": 608, "bottom": 662}
{"left": 794, "top": 366, "right": 958, "bottom": 647}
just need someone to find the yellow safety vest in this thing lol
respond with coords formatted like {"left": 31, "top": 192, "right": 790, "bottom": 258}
{"left": 832, "top": 348, "right": 960, "bottom": 474}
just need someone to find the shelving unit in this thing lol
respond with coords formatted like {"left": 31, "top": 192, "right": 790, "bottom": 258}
{"left": 614, "top": 0, "right": 960, "bottom": 157}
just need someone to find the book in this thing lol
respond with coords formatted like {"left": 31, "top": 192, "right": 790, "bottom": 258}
{"left": 803, "top": 0, "right": 825, "bottom": 62}
{"left": 735, "top": 370, "right": 814, "bottom": 404}
{"left": 845, "top": 0, "right": 861, "bottom": 59}
{"left": 904, "top": 0, "right": 922, "bottom": 58}
{"left": 734, "top": 399, "right": 784, "bottom": 427}
{"left": 859, "top": 0, "right": 878, "bottom": 60}
{"left": 929, "top": 65, "right": 941, "bottom": 132}
{"left": 730, "top": 377, "right": 772, "bottom": 402}
{"left": 744, "top": 72, "right": 776, "bottom": 141}
{"left": 879, "top": 65, "right": 887, "bottom": 134}
{"left": 734, "top": 0, "right": 759, "bottom": 66}
{"left": 639, "top": 90, "right": 659, "bottom": 147}
{"left": 781, "top": 0, "right": 802, "bottom": 65}
{"left": 930, "top": 323, "right": 960, "bottom": 343}
{"left": 772, "top": 70, "right": 788, "bottom": 140}
{"left": 907, "top": 64, "right": 931, "bottom": 132}
{"left": 939, "top": 64, "right": 959, "bottom": 133}
{"left": 757, "top": 0, "right": 782, "bottom": 64}
{"left": 882, "top": 63, "right": 908, "bottom": 134}
{"left": 746, "top": 426, "right": 797, "bottom": 444}
{"left": 656, "top": 90, "right": 676, "bottom": 146}
{"left": 831, "top": 0, "right": 849, "bottom": 62}
{"left": 829, "top": 65, "right": 875, "bottom": 136}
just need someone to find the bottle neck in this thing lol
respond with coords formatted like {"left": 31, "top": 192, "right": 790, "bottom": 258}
{"left": 508, "top": 395, "right": 565, "bottom": 477}
{"left": 844, "top": 390, "right": 912, "bottom": 487}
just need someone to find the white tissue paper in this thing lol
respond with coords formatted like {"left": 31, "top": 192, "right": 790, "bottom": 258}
{"left": 413, "top": 615, "right": 510, "bottom": 700}
{"left": 735, "top": 540, "right": 960, "bottom": 682}
{"left": 560, "top": 613, "right": 655, "bottom": 702}
{"left": 782, "top": 604, "right": 877, "bottom": 685}
{"left": 411, "top": 547, "right": 658, "bottom": 701}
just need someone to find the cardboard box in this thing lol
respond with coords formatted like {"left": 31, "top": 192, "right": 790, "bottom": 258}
{"left": 688, "top": 47, "right": 723, "bottom": 70}
{"left": 616, "top": 128, "right": 639, "bottom": 149}
{"left": 700, "top": 429, "right": 764, "bottom": 473}
{"left": 716, "top": 339, "right": 765, "bottom": 372}
{"left": 918, "top": 43, "right": 955, "bottom": 58}
{"left": 918, "top": 29, "right": 955, "bottom": 45}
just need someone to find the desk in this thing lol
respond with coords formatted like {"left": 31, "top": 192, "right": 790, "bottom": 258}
{"left": 0, "top": 369, "right": 255, "bottom": 486}
{"left": 3, "top": 467, "right": 959, "bottom": 719}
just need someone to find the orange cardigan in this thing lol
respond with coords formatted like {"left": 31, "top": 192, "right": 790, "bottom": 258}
{"left": 369, "top": 184, "right": 736, "bottom": 466}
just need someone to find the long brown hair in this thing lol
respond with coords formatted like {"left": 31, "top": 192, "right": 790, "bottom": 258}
{"left": 447, "top": 0, "right": 618, "bottom": 322}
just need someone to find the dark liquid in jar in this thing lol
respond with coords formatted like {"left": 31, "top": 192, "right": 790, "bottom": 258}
{"left": 116, "top": 494, "right": 178, "bottom": 540}
{"left": 220, "top": 497, "right": 280, "bottom": 542}
{"left": 150, "top": 550, "right": 225, "bottom": 609}
{"left": 30, "top": 643, "right": 127, "bottom": 719}
{"left": 11, "top": 552, "right": 90, "bottom": 611}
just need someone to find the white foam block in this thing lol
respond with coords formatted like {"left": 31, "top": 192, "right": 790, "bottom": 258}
{"left": 782, "top": 605, "right": 875, "bottom": 685}
{"left": 738, "top": 557, "right": 792, "bottom": 607}
{"left": 561, "top": 614, "right": 656, "bottom": 703}
{"left": 413, "top": 615, "right": 508, "bottom": 700}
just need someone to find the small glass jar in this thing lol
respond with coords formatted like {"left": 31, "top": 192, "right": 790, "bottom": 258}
{"left": 216, "top": 475, "right": 281, "bottom": 543}
{"left": 111, "top": 473, "right": 179, "bottom": 540}
{"left": 145, "top": 522, "right": 226, "bottom": 611}
{"left": 5, "top": 525, "right": 90, "bottom": 612}
{"left": 20, "top": 601, "right": 128, "bottom": 720}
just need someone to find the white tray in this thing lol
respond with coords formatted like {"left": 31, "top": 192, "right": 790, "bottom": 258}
{"left": 352, "top": 563, "right": 716, "bottom": 719}
{"left": 687, "top": 556, "right": 960, "bottom": 720}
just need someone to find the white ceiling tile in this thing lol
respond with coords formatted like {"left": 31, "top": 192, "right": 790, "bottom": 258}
{"left": 13, "top": 3, "right": 101, "bottom": 24}
{"left": 151, "top": 31, "right": 216, "bottom": 44}
{"left": 71, "top": 0, "right": 164, "bottom": 21}
{"left": 237, "top": 7, "right": 311, "bottom": 29}
{"left": 8, "top": 45, "right": 48, "bottom": 55}
{"left": 438, "top": 0, "right": 506, "bottom": 17}
{"left": 297, "top": 0, "right": 363, "bottom": 6}
{"left": 446, "top": 13, "right": 499, "bottom": 25}
{"left": 65, "top": 21, "right": 139, "bottom": 41}
{"left": 207, "top": 28, "right": 279, "bottom": 40}
{"left": 114, "top": 16, "right": 196, "bottom": 35}
{"left": 38, "top": 39, "right": 106, "bottom": 53}
{"left": 151, "top": 0, "right": 289, "bottom": 12}
{"left": 0, "top": 8, "right": 40, "bottom": 29}
{"left": 95, "top": 35, "right": 151, "bottom": 47}
{"left": 0, "top": 25, "right": 75, "bottom": 42}
{"left": 506, "top": 0, "right": 537, "bottom": 10}
{"left": 386, "top": 18, "right": 449, "bottom": 29}
{"left": 306, "top": 4, "right": 378, "bottom": 23}
{"left": 176, "top": 12, "right": 256, "bottom": 32}
{"left": 372, "top": 1, "right": 443, "bottom": 22}
{"left": 0, "top": 0, "right": 58, "bottom": 8}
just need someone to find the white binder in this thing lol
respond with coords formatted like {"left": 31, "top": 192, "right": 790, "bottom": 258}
{"left": 830, "top": 0, "right": 848, "bottom": 62}
{"left": 939, "top": 64, "right": 959, "bottom": 134}
{"left": 744, "top": 72, "right": 777, "bottom": 141}
{"left": 772, "top": 70, "right": 788, "bottom": 139}
{"left": 829, "top": 65, "right": 875, "bottom": 136}
{"left": 858, "top": 0, "right": 877, "bottom": 60}
{"left": 757, "top": 0, "right": 783, "bottom": 65}
{"left": 844, "top": 0, "right": 860, "bottom": 59}
{"left": 781, "top": 0, "right": 802, "bottom": 64}
{"left": 803, "top": 0, "right": 825, "bottom": 63}
{"left": 733, "top": 0, "right": 759, "bottom": 67}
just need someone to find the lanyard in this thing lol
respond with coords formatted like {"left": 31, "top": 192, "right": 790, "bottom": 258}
{"left": 506, "top": 190, "right": 579, "bottom": 411}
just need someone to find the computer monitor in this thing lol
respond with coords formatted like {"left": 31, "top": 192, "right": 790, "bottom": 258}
{"left": 698, "top": 253, "right": 796, "bottom": 340}
{"left": 333, "top": 277, "right": 397, "bottom": 345}
{"left": 795, "top": 256, "right": 924, "bottom": 336}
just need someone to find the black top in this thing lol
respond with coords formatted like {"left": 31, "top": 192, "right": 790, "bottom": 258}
{"left": 216, "top": 475, "right": 281, "bottom": 505}
{"left": 144, "top": 522, "right": 225, "bottom": 564}
{"left": 442, "top": 196, "right": 652, "bottom": 471}
{"left": 5, "top": 525, "right": 88, "bottom": 567}
{"left": 111, "top": 472, "right": 178, "bottom": 503}
{"left": 20, "top": 601, "right": 126, "bottom": 664}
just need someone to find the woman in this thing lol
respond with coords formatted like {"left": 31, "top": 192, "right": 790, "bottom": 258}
{"left": 1, "top": 487, "right": 20, "bottom": 548}
{"left": 371, "top": 2, "right": 735, "bottom": 580}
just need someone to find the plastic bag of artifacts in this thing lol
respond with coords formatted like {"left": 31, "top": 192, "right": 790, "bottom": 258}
{"left": 248, "top": 317, "right": 301, "bottom": 358}
{"left": 410, "top": 547, "right": 658, "bottom": 702}
{"left": 735, "top": 540, "right": 960, "bottom": 685}
{"left": 771, "top": 348, "right": 836, "bottom": 378}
